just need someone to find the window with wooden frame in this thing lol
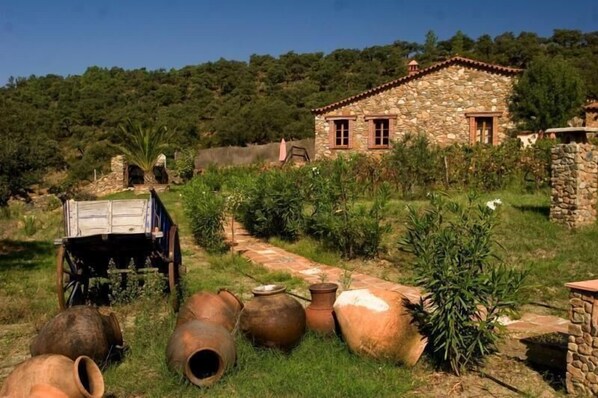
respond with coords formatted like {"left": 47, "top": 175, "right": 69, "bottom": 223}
{"left": 466, "top": 112, "right": 501, "bottom": 145}
{"left": 366, "top": 115, "right": 396, "bottom": 149}
{"left": 326, "top": 116, "right": 356, "bottom": 149}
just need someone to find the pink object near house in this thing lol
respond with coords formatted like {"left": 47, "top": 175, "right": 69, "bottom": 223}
{"left": 279, "top": 138, "right": 287, "bottom": 162}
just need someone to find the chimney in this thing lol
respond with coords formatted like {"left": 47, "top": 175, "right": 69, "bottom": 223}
{"left": 408, "top": 60, "right": 419, "bottom": 76}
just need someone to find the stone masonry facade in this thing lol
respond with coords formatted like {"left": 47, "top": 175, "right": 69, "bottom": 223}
{"left": 313, "top": 59, "right": 518, "bottom": 160}
{"left": 550, "top": 144, "right": 598, "bottom": 229}
{"left": 566, "top": 281, "right": 598, "bottom": 396}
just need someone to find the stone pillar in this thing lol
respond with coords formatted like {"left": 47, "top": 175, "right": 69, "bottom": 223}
{"left": 110, "top": 155, "right": 127, "bottom": 188}
{"left": 565, "top": 280, "right": 598, "bottom": 396}
{"left": 550, "top": 144, "right": 598, "bottom": 228}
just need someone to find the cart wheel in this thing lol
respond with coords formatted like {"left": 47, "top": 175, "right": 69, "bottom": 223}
{"left": 56, "top": 246, "right": 88, "bottom": 310}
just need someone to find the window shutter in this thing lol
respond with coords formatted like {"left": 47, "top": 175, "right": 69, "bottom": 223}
{"left": 492, "top": 116, "right": 499, "bottom": 145}
{"left": 469, "top": 117, "right": 476, "bottom": 144}
{"left": 368, "top": 119, "right": 374, "bottom": 149}
{"left": 328, "top": 120, "right": 335, "bottom": 148}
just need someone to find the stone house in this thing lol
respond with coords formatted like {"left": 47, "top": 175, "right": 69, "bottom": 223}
{"left": 311, "top": 56, "right": 522, "bottom": 160}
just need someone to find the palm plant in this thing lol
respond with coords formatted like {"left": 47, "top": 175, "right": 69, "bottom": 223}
{"left": 115, "top": 119, "right": 173, "bottom": 185}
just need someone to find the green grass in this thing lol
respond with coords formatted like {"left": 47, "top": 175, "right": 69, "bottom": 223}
{"left": 268, "top": 236, "right": 342, "bottom": 267}
{"left": 269, "top": 188, "right": 597, "bottom": 314}
{"left": 2, "top": 185, "right": 587, "bottom": 395}
{"left": 103, "top": 299, "right": 414, "bottom": 398}
{"left": 0, "top": 189, "right": 416, "bottom": 397}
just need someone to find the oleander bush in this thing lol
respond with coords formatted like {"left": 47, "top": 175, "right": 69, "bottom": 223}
{"left": 182, "top": 178, "right": 227, "bottom": 253}
{"left": 239, "top": 168, "right": 304, "bottom": 241}
{"left": 400, "top": 193, "right": 526, "bottom": 375}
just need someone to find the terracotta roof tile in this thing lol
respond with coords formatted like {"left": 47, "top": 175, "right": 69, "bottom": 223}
{"left": 311, "top": 56, "right": 522, "bottom": 115}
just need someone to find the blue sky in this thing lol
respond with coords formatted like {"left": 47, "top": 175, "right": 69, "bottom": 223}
{"left": 0, "top": 0, "right": 597, "bottom": 84}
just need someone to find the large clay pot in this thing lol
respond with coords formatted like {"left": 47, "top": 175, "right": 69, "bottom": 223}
{"left": 176, "top": 289, "right": 243, "bottom": 332}
{"left": 240, "top": 284, "right": 306, "bottom": 351}
{"left": 29, "top": 384, "right": 69, "bottom": 398}
{"left": 30, "top": 306, "right": 123, "bottom": 367}
{"left": 333, "top": 288, "right": 427, "bottom": 367}
{"left": 166, "top": 320, "right": 236, "bottom": 387}
{"left": 0, "top": 354, "right": 104, "bottom": 398}
{"left": 305, "top": 283, "right": 338, "bottom": 336}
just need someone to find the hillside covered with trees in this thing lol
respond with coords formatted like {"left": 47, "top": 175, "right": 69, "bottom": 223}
{"left": 1, "top": 29, "right": 597, "bottom": 196}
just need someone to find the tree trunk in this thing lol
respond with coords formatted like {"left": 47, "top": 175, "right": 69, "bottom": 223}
{"left": 143, "top": 169, "right": 158, "bottom": 185}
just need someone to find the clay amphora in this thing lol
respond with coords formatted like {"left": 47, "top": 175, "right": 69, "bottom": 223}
{"left": 333, "top": 288, "right": 427, "bottom": 367}
{"left": 30, "top": 306, "right": 123, "bottom": 367}
{"left": 305, "top": 283, "right": 338, "bottom": 336}
{"left": 176, "top": 289, "right": 243, "bottom": 332}
{"left": 29, "top": 384, "right": 69, "bottom": 398}
{"left": 240, "top": 284, "right": 306, "bottom": 351}
{"left": 166, "top": 320, "right": 236, "bottom": 387}
{"left": 0, "top": 354, "right": 104, "bottom": 398}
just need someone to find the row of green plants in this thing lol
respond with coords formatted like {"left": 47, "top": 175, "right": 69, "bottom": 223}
{"left": 182, "top": 158, "right": 391, "bottom": 259}
{"left": 182, "top": 137, "right": 553, "bottom": 258}
{"left": 366, "top": 134, "right": 553, "bottom": 196}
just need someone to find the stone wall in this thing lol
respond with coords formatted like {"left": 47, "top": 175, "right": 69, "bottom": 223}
{"left": 550, "top": 144, "right": 598, "bottom": 229}
{"left": 314, "top": 64, "right": 516, "bottom": 159}
{"left": 565, "top": 280, "right": 598, "bottom": 396}
{"left": 81, "top": 155, "right": 128, "bottom": 197}
{"left": 587, "top": 110, "right": 598, "bottom": 128}
{"left": 195, "top": 138, "right": 314, "bottom": 169}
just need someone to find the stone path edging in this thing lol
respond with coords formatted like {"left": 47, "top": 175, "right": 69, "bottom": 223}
{"left": 225, "top": 222, "right": 569, "bottom": 338}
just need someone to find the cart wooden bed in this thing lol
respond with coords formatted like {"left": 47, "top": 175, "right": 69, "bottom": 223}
{"left": 54, "top": 189, "right": 182, "bottom": 309}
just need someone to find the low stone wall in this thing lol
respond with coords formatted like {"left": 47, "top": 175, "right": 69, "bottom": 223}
{"left": 81, "top": 155, "right": 127, "bottom": 197}
{"left": 194, "top": 138, "right": 314, "bottom": 170}
{"left": 566, "top": 280, "right": 598, "bottom": 395}
{"left": 550, "top": 144, "right": 598, "bottom": 228}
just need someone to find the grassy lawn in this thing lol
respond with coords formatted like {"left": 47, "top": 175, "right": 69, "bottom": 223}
{"left": 1, "top": 185, "right": 585, "bottom": 396}
{"left": 0, "top": 188, "right": 416, "bottom": 397}
{"left": 269, "top": 188, "right": 597, "bottom": 315}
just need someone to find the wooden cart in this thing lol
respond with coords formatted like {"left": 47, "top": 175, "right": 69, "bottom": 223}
{"left": 55, "top": 189, "right": 182, "bottom": 309}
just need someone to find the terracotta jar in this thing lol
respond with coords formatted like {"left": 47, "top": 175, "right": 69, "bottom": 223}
{"left": 0, "top": 354, "right": 104, "bottom": 398}
{"left": 30, "top": 306, "right": 123, "bottom": 367}
{"left": 333, "top": 288, "right": 427, "bottom": 367}
{"left": 305, "top": 283, "right": 338, "bottom": 336}
{"left": 176, "top": 289, "right": 243, "bottom": 332}
{"left": 240, "top": 284, "right": 306, "bottom": 351}
{"left": 166, "top": 320, "right": 236, "bottom": 387}
{"left": 29, "top": 384, "right": 69, "bottom": 398}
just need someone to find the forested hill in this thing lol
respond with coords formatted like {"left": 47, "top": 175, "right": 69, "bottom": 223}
{"left": 1, "top": 29, "right": 597, "bottom": 181}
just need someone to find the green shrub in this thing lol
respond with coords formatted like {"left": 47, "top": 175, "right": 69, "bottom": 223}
{"left": 306, "top": 158, "right": 390, "bottom": 258}
{"left": 400, "top": 193, "right": 526, "bottom": 375}
{"left": 197, "top": 165, "right": 225, "bottom": 192}
{"left": 182, "top": 178, "right": 227, "bottom": 253}
{"left": 520, "top": 138, "right": 555, "bottom": 189}
{"left": 173, "top": 148, "right": 196, "bottom": 182}
{"left": 386, "top": 134, "right": 440, "bottom": 197}
{"left": 22, "top": 215, "right": 39, "bottom": 236}
{"left": 240, "top": 168, "right": 304, "bottom": 241}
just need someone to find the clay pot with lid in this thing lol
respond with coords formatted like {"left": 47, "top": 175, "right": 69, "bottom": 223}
{"left": 305, "top": 283, "right": 338, "bottom": 336}
{"left": 176, "top": 289, "right": 243, "bottom": 332}
{"left": 240, "top": 284, "right": 306, "bottom": 351}
{"left": 30, "top": 306, "right": 123, "bottom": 367}
{"left": 166, "top": 320, "right": 236, "bottom": 387}
{"left": 0, "top": 354, "right": 104, "bottom": 398}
